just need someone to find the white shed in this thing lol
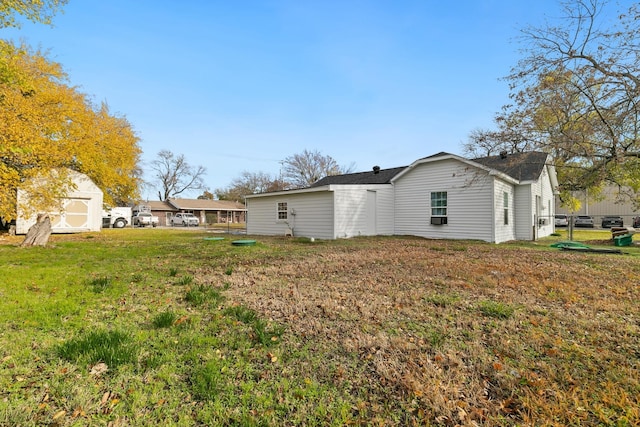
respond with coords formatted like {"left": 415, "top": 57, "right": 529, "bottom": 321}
{"left": 16, "top": 170, "right": 104, "bottom": 234}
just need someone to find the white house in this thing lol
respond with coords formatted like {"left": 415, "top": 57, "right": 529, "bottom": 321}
{"left": 16, "top": 169, "right": 104, "bottom": 234}
{"left": 246, "top": 151, "right": 558, "bottom": 243}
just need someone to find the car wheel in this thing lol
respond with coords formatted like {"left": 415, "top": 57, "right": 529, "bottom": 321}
{"left": 113, "top": 218, "right": 126, "bottom": 228}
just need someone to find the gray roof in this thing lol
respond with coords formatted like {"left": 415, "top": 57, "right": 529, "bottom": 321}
{"left": 301, "top": 151, "right": 548, "bottom": 190}
{"left": 310, "top": 166, "right": 407, "bottom": 186}
{"left": 472, "top": 151, "right": 549, "bottom": 181}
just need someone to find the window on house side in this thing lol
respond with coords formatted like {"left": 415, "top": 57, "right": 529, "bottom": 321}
{"left": 277, "top": 202, "right": 288, "bottom": 220}
{"left": 430, "top": 192, "right": 447, "bottom": 217}
{"left": 503, "top": 192, "right": 509, "bottom": 225}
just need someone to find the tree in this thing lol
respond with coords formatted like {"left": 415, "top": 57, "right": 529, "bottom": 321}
{"left": 281, "top": 149, "right": 354, "bottom": 188}
{"left": 0, "top": 0, "right": 67, "bottom": 28}
{"left": 465, "top": 0, "right": 640, "bottom": 209}
{"left": 150, "top": 150, "right": 206, "bottom": 201}
{"left": 1, "top": 41, "right": 142, "bottom": 245}
{"left": 197, "top": 190, "right": 215, "bottom": 200}
{"left": 216, "top": 171, "right": 285, "bottom": 203}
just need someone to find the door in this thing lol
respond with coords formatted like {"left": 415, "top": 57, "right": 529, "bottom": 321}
{"left": 366, "top": 190, "right": 377, "bottom": 235}
{"left": 50, "top": 198, "right": 90, "bottom": 231}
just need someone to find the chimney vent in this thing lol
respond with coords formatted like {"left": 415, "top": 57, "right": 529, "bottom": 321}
{"left": 373, "top": 165, "right": 381, "bottom": 174}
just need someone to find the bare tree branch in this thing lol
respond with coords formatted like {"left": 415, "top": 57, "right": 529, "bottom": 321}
{"left": 150, "top": 150, "right": 206, "bottom": 200}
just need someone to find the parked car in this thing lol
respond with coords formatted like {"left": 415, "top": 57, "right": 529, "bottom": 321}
{"left": 133, "top": 212, "right": 159, "bottom": 227}
{"left": 633, "top": 216, "right": 640, "bottom": 228}
{"left": 601, "top": 215, "right": 624, "bottom": 228}
{"left": 171, "top": 212, "right": 199, "bottom": 227}
{"left": 554, "top": 214, "right": 569, "bottom": 227}
{"left": 574, "top": 215, "right": 594, "bottom": 228}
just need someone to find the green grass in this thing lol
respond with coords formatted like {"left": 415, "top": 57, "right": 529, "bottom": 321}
{"left": 151, "top": 310, "right": 178, "bottom": 328}
{"left": 57, "top": 329, "right": 138, "bottom": 368}
{"left": 1, "top": 229, "right": 638, "bottom": 426}
{"left": 478, "top": 300, "right": 515, "bottom": 319}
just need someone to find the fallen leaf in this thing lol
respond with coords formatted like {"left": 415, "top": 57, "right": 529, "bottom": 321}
{"left": 52, "top": 410, "right": 66, "bottom": 421}
{"left": 90, "top": 363, "right": 108, "bottom": 376}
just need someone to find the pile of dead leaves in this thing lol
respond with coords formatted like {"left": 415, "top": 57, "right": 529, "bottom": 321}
{"left": 199, "top": 237, "right": 639, "bottom": 426}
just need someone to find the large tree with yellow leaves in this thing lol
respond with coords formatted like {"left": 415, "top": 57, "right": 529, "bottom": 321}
{"left": 0, "top": 0, "right": 68, "bottom": 29}
{"left": 1, "top": 40, "right": 142, "bottom": 243}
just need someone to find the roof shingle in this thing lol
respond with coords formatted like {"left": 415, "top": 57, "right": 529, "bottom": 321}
{"left": 310, "top": 166, "right": 406, "bottom": 186}
{"left": 472, "top": 151, "right": 549, "bottom": 181}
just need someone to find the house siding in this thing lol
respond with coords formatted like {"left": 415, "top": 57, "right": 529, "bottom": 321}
{"left": 514, "top": 165, "right": 555, "bottom": 240}
{"left": 536, "top": 165, "right": 555, "bottom": 237}
{"left": 333, "top": 185, "right": 394, "bottom": 237}
{"left": 394, "top": 159, "right": 496, "bottom": 242}
{"left": 246, "top": 191, "right": 335, "bottom": 239}
{"left": 493, "top": 179, "right": 516, "bottom": 243}
{"left": 514, "top": 184, "right": 533, "bottom": 240}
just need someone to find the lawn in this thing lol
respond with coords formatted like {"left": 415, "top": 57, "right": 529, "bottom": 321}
{"left": 1, "top": 229, "right": 639, "bottom": 426}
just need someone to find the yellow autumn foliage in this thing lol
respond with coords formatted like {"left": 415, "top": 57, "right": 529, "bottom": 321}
{"left": 0, "top": 40, "right": 141, "bottom": 221}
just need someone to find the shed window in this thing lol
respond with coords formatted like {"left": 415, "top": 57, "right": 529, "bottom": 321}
{"left": 277, "top": 202, "right": 288, "bottom": 220}
{"left": 503, "top": 192, "right": 509, "bottom": 225}
{"left": 430, "top": 192, "right": 447, "bottom": 217}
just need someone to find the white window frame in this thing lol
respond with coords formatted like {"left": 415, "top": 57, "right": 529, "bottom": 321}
{"left": 503, "top": 192, "right": 509, "bottom": 225}
{"left": 430, "top": 191, "right": 447, "bottom": 217}
{"left": 276, "top": 201, "right": 288, "bottom": 221}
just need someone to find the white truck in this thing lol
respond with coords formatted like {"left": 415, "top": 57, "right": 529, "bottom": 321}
{"left": 132, "top": 211, "right": 159, "bottom": 227}
{"left": 102, "top": 207, "right": 132, "bottom": 229}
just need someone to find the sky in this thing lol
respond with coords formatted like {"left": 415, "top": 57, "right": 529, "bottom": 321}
{"left": 3, "top": 0, "right": 565, "bottom": 198}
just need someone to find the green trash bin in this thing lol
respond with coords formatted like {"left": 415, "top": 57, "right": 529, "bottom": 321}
{"left": 614, "top": 234, "right": 633, "bottom": 247}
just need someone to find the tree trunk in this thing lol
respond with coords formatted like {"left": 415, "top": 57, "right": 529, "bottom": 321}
{"left": 21, "top": 214, "right": 52, "bottom": 247}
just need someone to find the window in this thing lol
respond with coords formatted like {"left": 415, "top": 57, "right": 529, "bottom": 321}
{"left": 503, "top": 192, "right": 509, "bottom": 225}
{"left": 430, "top": 192, "right": 447, "bottom": 216}
{"left": 277, "top": 202, "right": 288, "bottom": 220}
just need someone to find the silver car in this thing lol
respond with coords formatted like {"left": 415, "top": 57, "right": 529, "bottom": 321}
{"left": 171, "top": 212, "right": 199, "bottom": 227}
{"left": 574, "top": 215, "right": 594, "bottom": 228}
{"left": 554, "top": 214, "right": 568, "bottom": 227}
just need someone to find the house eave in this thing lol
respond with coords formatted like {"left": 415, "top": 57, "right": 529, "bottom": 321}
{"left": 245, "top": 185, "right": 333, "bottom": 199}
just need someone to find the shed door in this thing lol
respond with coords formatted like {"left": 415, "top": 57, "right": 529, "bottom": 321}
{"left": 366, "top": 190, "right": 377, "bottom": 235}
{"left": 50, "top": 198, "right": 90, "bottom": 230}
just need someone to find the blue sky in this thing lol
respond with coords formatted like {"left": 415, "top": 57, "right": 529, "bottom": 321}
{"left": 3, "top": 1, "right": 563, "bottom": 198}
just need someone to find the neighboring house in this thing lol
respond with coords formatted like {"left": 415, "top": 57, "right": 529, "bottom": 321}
{"left": 145, "top": 199, "right": 246, "bottom": 226}
{"left": 16, "top": 170, "right": 104, "bottom": 234}
{"left": 246, "top": 151, "right": 558, "bottom": 243}
{"left": 145, "top": 200, "right": 177, "bottom": 227}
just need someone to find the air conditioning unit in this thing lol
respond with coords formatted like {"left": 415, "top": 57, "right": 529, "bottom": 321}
{"left": 431, "top": 216, "right": 448, "bottom": 225}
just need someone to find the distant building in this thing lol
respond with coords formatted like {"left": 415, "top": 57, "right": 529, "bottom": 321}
{"left": 145, "top": 199, "right": 246, "bottom": 227}
{"left": 555, "top": 186, "right": 639, "bottom": 225}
